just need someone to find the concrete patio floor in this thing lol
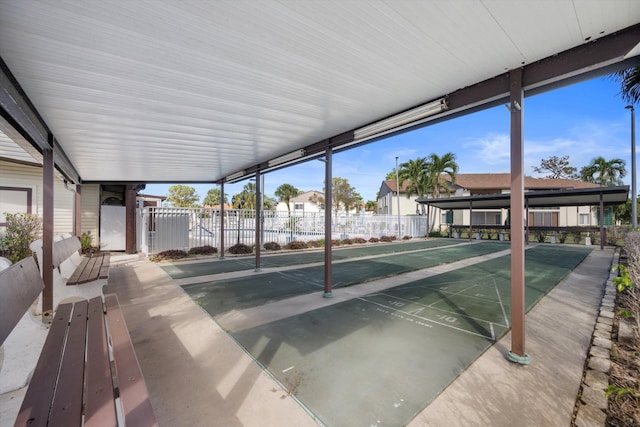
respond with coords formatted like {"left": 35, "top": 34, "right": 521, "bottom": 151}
{"left": 0, "top": 244, "right": 614, "bottom": 426}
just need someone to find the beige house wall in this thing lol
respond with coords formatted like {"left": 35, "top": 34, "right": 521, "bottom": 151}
{"left": 80, "top": 184, "right": 100, "bottom": 246}
{"left": 0, "top": 159, "right": 74, "bottom": 235}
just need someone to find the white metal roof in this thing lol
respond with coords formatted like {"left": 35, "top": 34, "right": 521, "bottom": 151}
{"left": 1, "top": 1, "right": 639, "bottom": 183}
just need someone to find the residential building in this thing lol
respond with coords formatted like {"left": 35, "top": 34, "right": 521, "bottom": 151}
{"left": 377, "top": 173, "right": 607, "bottom": 230}
{"left": 275, "top": 190, "right": 325, "bottom": 213}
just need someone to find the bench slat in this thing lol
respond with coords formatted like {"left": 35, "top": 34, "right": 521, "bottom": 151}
{"left": 85, "top": 256, "right": 103, "bottom": 284}
{"left": 0, "top": 257, "right": 44, "bottom": 346}
{"left": 15, "top": 303, "right": 74, "bottom": 427}
{"left": 99, "top": 254, "right": 110, "bottom": 279}
{"left": 67, "top": 257, "right": 90, "bottom": 286}
{"left": 85, "top": 297, "right": 118, "bottom": 427}
{"left": 48, "top": 300, "right": 89, "bottom": 427}
{"left": 67, "top": 254, "right": 109, "bottom": 286}
{"left": 105, "top": 294, "right": 158, "bottom": 427}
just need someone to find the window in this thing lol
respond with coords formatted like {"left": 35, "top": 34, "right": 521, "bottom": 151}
{"left": 471, "top": 211, "right": 501, "bottom": 225}
{"left": 528, "top": 210, "right": 559, "bottom": 226}
{"left": 294, "top": 203, "right": 304, "bottom": 210}
{"left": 579, "top": 213, "right": 590, "bottom": 225}
{"left": 0, "top": 187, "right": 32, "bottom": 227}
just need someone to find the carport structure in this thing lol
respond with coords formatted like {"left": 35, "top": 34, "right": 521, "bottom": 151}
{"left": 418, "top": 185, "right": 630, "bottom": 250}
{"left": 1, "top": 1, "right": 639, "bottom": 365}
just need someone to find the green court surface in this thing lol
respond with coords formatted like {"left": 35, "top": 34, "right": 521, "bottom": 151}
{"left": 228, "top": 245, "right": 592, "bottom": 426}
{"left": 184, "top": 241, "right": 508, "bottom": 316}
{"left": 161, "top": 238, "right": 460, "bottom": 279}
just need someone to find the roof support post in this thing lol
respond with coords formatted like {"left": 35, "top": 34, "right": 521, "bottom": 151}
{"left": 323, "top": 147, "right": 333, "bottom": 298}
{"left": 507, "top": 68, "right": 530, "bottom": 365}
{"left": 74, "top": 184, "right": 82, "bottom": 236}
{"left": 600, "top": 193, "right": 605, "bottom": 250}
{"left": 42, "top": 143, "right": 54, "bottom": 317}
{"left": 525, "top": 197, "right": 529, "bottom": 245}
{"left": 255, "top": 170, "right": 262, "bottom": 271}
{"left": 125, "top": 185, "right": 137, "bottom": 254}
{"left": 469, "top": 200, "right": 473, "bottom": 241}
{"left": 219, "top": 182, "right": 225, "bottom": 259}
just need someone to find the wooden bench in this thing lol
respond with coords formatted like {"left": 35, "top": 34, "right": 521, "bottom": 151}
{"left": 67, "top": 252, "right": 111, "bottom": 286}
{"left": 0, "top": 257, "right": 157, "bottom": 427}
{"left": 30, "top": 236, "right": 109, "bottom": 312}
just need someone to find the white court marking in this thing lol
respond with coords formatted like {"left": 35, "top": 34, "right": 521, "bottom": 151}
{"left": 358, "top": 278, "right": 509, "bottom": 340}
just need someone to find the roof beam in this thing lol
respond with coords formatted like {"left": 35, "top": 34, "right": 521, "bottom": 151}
{"left": 0, "top": 56, "right": 80, "bottom": 183}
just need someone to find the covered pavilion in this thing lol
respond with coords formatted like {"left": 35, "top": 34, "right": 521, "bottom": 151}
{"left": 418, "top": 185, "right": 630, "bottom": 250}
{"left": 1, "top": 1, "right": 640, "bottom": 364}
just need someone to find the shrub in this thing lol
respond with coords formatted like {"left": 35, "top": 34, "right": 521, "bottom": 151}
{"left": 285, "top": 240, "right": 308, "bottom": 250}
{"left": 229, "top": 243, "right": 253, "bottom": 254}
{"left": 402, "top": 235, "right": 412, "bottom": 240}
{"left": 307, "top": 240, "right": 322, "bottom": 248}
{"left": 264, "top": 241, "right": 281, "bottom": 251}
{"left": 151, "top": 249, "right": 188, "bottom": 262}
{"left": 341, "top": 238, "right": 353, "bottom": 245}
{"left": 188, "top": 245, "right": 218, "bottom": 255}
{"left": 1, "top": 213, "right": 41, "bottom": 263}
{"left": 331, "top": 239, "right": 341, "bottom": 246}
{"left": 380, "top": 235, "right": 396, "bottom": 242}
{"left": 369, "top": 237, "right": 379, "bottom": 243}
{"left": 354, "top": 237, "right": 367, "bottom": 244}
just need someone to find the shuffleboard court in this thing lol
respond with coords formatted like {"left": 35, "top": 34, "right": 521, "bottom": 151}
{"left": 229, "top": 245, "right": 592, "bottom": 426}
{"left": 161, "top": 238, "right": 461, "bottom": 279}
{"left": 184, "top": 241, "right": 508, "bottom": 316}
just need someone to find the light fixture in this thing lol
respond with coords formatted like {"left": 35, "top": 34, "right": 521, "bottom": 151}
{"left": 226, "top": 170, "right": 245, "bottom": 181}
{"left": 354, "top": 98, "right": 448, "bottom": 140}
{"left": 267, "top": 149, "right": 305, "bottom": 167}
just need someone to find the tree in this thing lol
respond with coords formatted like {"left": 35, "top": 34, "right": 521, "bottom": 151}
{"left": 166, "top": 185, "right": 200, "bottom": 207}
{"left": 580, "top": 156, "right": 627, "bottom": 186}
{"left": 274, "top": 184, "right": 302, "bottom": 213}
{"left": 233, "top": 182, "right": 258, "bottom": 209}
{"left": 532, "top": 155, "right": 578, "bottom": 179}
{"left": 365, "top": 200, "right": 377, "bottom": 212}
{"left": 330, "top": 177, "right": 362, "bottom": 218}
{"left": 313, "top": 177, "right": 361, "bottom": 220}
{"left": 385, "top": 168, "right": 398, "bottom": 180}
{"left": 202, "top": 188, "right": 228, "bottom": 207}
{"left": 425, "top": 152, "right": 458, "bottom": 198}
{"left": 398, "top": 157, "right": 430, "bottom": 199}
{"left": 612, "top": 66, "right": 640, "bottom": 104}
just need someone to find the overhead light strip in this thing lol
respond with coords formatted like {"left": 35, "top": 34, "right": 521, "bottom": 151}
{"left": 267, "top": 149, "right": 305, "bottom": 168}
{"left": 226, "top": 170, "right": 245, "bottom": 181}
{"left": 354, "top": 98, "right": 448, "bottom": 140}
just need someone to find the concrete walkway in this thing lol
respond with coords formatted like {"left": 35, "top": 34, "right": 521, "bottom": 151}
{"left": 0, "top": 245, "right": 614, "bottom": 426}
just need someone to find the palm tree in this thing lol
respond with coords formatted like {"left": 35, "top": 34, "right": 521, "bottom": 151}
{"left": 274, "top": 183, "right": 302, "bottom": 213}
{"left": 612, "top": 66, "right": 640, "bottom": 104}
{"left": 425, "top": 152, "right": 458, "bottom": 198}
{"left": 580, "top": 156, "right": 626, "bottom": 186}
{"left": 398, "top": 157, "right": 430, "bottom": 199}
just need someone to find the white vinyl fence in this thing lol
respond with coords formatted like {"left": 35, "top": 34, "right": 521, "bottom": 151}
{"left": 138, "top": 207, "right": 428, "bottom": 255}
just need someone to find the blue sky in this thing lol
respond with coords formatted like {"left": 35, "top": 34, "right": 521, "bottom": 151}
{"left": 145, "top": 75, "right": 634, "bottom": 204}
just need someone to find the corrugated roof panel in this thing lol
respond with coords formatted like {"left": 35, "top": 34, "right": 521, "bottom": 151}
{"left": 0, "top": 1, "right": 638, "bottom": 182}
